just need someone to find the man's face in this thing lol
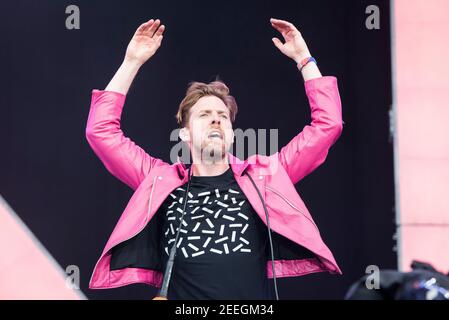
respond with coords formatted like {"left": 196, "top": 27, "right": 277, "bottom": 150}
{"left": 182, "top": 95, "right": 234, "bottom": 163}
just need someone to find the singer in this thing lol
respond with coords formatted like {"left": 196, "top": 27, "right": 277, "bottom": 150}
{"left": 86, "top": 18, "right": 343, "bottom": 300}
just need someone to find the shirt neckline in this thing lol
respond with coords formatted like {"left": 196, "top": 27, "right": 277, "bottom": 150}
{"left": 190, "top": 167, "right": 234, "bottom": 184}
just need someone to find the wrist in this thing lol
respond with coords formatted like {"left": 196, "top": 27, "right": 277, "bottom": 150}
{"left": 123, "top": 57, "right": 143, "bottom": 70}
{"left": 297, "top": 56, "right": 317, "bottom": 72}
{"left": 293, "top": 51, "right": 311, "bottom": 64}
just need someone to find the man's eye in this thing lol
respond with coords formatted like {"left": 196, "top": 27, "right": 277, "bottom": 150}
{"left": 221, "top": 115, "right": 228, "bottom": 119}
{"left": 199, "top": 114, "right": 207, "bottom": 117}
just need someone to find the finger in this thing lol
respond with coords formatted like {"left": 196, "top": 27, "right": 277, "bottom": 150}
{"left": 272, "top": 22, "right": 300, "bottom": 40}
{"left": 270, "top": 20, "right": 290, "bottom": 33}
{"left": 141, "top": 18, "right": 155, "bottom": 30}
{"left": 271, "top": 37, "right": 284, "bottom": 50}
{"left": 270, "top": 23, "right": 287, "bottom": 37}
{"left": 154, "top": 24, "right": 165, "bottom": 37}
{"left": 135, "top": 19, "right": 154, "bottom": 35}
{"left": 148, "top": 19, "right": 161, "bottom": 37}
{"left": 271, "top": 24, "right": 292, "bottom": 41}
{"left": 271, "top": 23, "right": 288, "bottom": 36}
{"left": 271, "top": 19, "right": 296, "bottom": 33}
{"left": 270, "top": 18, "right": 294, "bottom": 28}
{"left": 271, "top": 22, "right": 292, "bottom": 35}
{"left": 140, "top": 18, "right": 157, "bottom": 34}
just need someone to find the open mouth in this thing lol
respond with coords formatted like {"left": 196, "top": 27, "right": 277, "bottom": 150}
{"left": 207, "top": 130, "right": 223, "bottom": 140}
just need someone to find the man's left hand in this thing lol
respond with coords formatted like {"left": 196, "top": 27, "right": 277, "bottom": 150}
{"left": 270, "top": 18, "right": 311, "bottom": 63}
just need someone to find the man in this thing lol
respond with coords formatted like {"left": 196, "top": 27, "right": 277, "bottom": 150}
{"left": 86, "top": 18, "right": 343, "bottom": 300}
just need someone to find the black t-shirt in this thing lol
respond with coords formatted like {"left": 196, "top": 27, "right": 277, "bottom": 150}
{"left": 158, "top": 167, "right": 274, "bottom": 300}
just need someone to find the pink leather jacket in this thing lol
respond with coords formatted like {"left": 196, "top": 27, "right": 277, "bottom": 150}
{"left": 85, "top": 75, "right": 343, "bottom": 289}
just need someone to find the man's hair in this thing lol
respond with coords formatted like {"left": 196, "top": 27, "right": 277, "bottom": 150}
{"left": 176, "top": 79, "right": 238, "bottom": 128}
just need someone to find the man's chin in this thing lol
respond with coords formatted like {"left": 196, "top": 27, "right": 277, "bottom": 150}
{"left": 201, "top": 146, "right": 227, "bottom": 163}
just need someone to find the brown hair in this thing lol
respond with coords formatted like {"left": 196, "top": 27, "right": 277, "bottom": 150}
{"left": 176, "top": 80, "right": 238, "bottom": 128}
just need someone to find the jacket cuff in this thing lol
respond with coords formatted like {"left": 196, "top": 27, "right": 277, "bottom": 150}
{"left": 92, "top": 89, "right": 126, "bottom": 98}
{"left": 91, "top": 89, "right": 126, "bottom": 107}
{"left": 304, "top": 76, "right": 338, "bottom": 92}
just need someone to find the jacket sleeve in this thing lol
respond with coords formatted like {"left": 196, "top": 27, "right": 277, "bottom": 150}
{"left": 277, "top": 76, "right": 343, "bottom": 184}
{"left": 85, "top": 89, "right": 165, "bottom": 190}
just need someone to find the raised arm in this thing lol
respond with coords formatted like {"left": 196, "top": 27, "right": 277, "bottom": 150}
{"left": 105, "top": 19, "right": 165, "bottom": 94}
{"left": 270, "top": 18, "right": 343, "bottom": 184}
{"left": 85, "top": 19, "right": 167, "bottom": 190}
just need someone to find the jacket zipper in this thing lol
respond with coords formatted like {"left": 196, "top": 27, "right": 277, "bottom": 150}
{"left": 265, "top": 185, "right": 320, "bottom": 232}
{"left": 89, "top": 175, "right": 158, "bottom": 286}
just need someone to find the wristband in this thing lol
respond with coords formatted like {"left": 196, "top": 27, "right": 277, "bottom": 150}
{"left": 297, "top": 56, "right": 317, "bottom": 71}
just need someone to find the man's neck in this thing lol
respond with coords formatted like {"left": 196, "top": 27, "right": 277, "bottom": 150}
{"left": 191, "top": 161, "right": 230, "bottom": 177}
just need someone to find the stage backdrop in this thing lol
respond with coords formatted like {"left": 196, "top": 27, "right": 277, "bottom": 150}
{"left": 0, "top": 0, "right": 394, "bottom": 299}
{"left": 392, "top": 0, "right": 449, "bottom": 273}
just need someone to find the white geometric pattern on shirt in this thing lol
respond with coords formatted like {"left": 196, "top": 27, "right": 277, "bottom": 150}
{"left": 163, "top": 187, "right": 252, "bottom": 258}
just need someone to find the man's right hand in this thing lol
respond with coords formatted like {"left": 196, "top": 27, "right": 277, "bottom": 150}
{"left": 125, "top": 18, "right": 165, "bottom": 66}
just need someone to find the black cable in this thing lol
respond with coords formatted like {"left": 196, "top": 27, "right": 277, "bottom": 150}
{"left": 244, "top": 170, "right": 280, "bottom": 300}
{"left": 156, "top": 165, "right": 192, "bottom": 299}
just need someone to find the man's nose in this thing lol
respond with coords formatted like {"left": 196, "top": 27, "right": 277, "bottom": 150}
{"left": 211, "top": 114, "right": 221, "bottom": 124}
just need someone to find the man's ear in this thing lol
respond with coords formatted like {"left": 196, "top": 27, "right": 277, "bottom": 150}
{"left": 179, "top": 127, "right": 190, "bottom": 142}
